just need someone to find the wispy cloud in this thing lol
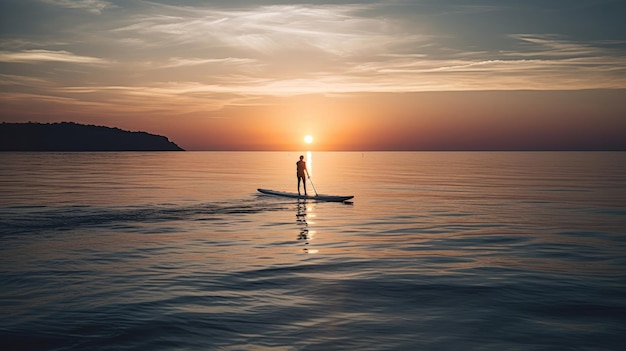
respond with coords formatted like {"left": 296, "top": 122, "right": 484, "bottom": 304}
{"left": 0, "top": 74, "right": 54, "bottom": 87}
{"left": 163, "top": 57, "right": 257, "bottom": 68}
{"left": 40, "top": 0, "right": 113, "bottom": 14}
{"left": 111, "top": 4, "right": 415, "bottom": 56}
{"left": 0, "top": 50, "right": 110, "bottom": 64}
{"left": 0, "top": 39, "right": 69, "bottom": 50}
{"left": 506, "top": 34, "right": 607, "bottom": 57}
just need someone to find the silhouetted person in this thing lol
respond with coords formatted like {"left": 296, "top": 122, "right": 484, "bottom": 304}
{"left": 296, "top": 155, "right": 307, "bottom": 196}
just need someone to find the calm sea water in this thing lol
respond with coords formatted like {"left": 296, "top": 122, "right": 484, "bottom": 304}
{"left": 1, "top": 152, "right": 625, "bottom": 351}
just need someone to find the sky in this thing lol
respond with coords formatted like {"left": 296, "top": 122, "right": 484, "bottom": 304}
{"left": 1, "top": 0, "right": 625, "bottom": 150}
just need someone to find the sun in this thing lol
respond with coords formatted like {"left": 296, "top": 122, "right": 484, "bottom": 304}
{"left": 304, "top": 135, "right": 313, "bottom": 144}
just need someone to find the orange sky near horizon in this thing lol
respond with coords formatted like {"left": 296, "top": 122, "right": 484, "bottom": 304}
{"left": 2, "top": 89, "right": 624, "bottom": 151}
{"left": 101, "top": 90, "right": 625, "bottom": 151}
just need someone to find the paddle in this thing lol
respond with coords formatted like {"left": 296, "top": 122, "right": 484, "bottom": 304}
{"left": 306, "top": 170, "right": 319, "bottom": 196}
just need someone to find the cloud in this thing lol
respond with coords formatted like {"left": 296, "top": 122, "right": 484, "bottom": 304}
{"left": 506, "top": 34, "right": 606, "bottom": 57}
{"left": 111, "top": 4, "right": 413, "bottom": 56}
{"left": 0, "top": 39, "right": 69, "bottom": 50}
{"left": 163, "top": 57, "right": 257, "bottom": 68}
{"left": 0, "top": 74, "right": 53, "bottom": 87}
{"left": 40, "top": 0, "right": 113, "bottom": 14}
{"left": 0, "top": 50, "right": 111, "bottom": 64}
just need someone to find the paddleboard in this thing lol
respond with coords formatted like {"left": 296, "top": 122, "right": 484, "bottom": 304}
{"left": 257, "top": 188, "right": 354, "bottom": 202}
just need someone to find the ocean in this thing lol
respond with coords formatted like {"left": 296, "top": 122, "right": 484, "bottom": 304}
{"left": 1, "top": 151, "right": 625, "bottom": 351}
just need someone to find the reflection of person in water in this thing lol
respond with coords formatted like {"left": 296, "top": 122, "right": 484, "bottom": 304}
{"left": 297, "top": 199, "right": 309, "bottom": 252}
{"left": 296, "top": 155, "right": 307, "bottom": 196}
{"left": 296, "top": 200, "right": 318, "bottom": 254}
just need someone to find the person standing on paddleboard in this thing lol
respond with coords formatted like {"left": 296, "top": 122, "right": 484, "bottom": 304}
{"left": 296, "top": 155, "right": 308, "bottom": 196}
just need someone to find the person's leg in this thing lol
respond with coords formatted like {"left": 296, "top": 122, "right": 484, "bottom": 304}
{"left": 303, "top": 178, "right": 307, "bottom": 195}
{"left": 297, "top": 177, "right": 302, "bottom": 195}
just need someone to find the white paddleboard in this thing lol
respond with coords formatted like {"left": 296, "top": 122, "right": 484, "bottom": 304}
{"left": 257, "top": 188, "right": 354, "bottom": 202}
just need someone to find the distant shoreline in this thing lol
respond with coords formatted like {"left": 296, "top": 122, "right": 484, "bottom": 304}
{"left": 0, "top": 122, "right": 184, "bottom": 152}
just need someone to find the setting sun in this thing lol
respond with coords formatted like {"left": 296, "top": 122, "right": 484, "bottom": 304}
{"left": 304, "top": 135, "right": 313, "bottom": 144}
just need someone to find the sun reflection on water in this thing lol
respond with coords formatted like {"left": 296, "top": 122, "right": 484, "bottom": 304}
{"left": 297, "top": 199, "right": 318, "bottom": 254}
